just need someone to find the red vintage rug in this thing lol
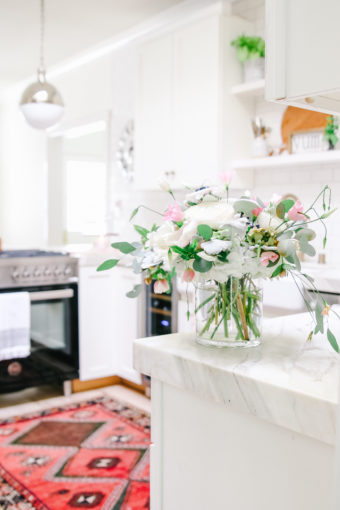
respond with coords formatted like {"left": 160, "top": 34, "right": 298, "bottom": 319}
{"left": 0, "top": 396, "right": 150, "bottom": 509}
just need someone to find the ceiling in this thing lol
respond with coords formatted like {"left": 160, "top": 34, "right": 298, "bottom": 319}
{"left": 0, "top": 0, "right": 184, "bottom": 86}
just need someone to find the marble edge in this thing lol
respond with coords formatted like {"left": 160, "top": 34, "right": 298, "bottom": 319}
{"left": 133, "top": 335, "right": 337, "bottom": 445}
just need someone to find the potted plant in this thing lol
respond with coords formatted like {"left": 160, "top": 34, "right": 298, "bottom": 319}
{"left": 323, "top": 116, "right": 339, "bottom": 150}
{"left": 231, "top": 35, "right": 265, "bottom": 83}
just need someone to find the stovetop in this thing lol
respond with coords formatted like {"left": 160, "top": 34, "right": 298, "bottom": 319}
{"left": 0, "top": 249, "right": 68, "bottom": 259}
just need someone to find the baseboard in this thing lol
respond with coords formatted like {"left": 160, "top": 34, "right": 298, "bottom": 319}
{"left": 72, "top": 375, "right": 121, "bottom": 393}
{"left": 72, "top": 375, "right": 146, "bottom": 395}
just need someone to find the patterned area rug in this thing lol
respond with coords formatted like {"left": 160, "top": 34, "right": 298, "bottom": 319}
{"left": 0, "top": 396, "right": 150, "bottom": 509}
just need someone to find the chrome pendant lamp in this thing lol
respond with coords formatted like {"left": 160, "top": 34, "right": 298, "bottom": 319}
{"left": 20, "top": 0, "right": 64, "bottom": 129}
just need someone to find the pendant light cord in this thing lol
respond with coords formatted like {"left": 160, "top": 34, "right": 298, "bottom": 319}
{"left": 39, "top": 0, "right": 45, "bottom": 76}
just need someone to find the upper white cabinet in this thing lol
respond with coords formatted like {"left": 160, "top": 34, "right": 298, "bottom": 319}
{"left": 135, "top": 10, "right": 253, "bottom": 189}
{"left": 266, "top": 0, "right": 340, "bottom": 114}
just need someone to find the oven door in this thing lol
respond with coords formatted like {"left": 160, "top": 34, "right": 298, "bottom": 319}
{"left": 0, "top": 283, "right": 78, "bottom": 367}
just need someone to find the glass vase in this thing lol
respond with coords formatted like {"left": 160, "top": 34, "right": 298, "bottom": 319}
{"left": 195, "top": 277, "right": 263, "bottom": 348}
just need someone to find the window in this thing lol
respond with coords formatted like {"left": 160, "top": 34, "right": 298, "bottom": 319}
{"left": 65, "top": 159, "right": 107, "bottom": 240}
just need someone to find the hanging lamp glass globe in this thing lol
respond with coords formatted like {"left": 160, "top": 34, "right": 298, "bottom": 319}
{"left": 20, "top": 0, "right": 64, "bottom": 130}
{"left": 20, "top": 69, "right": 64, "bottom": 129}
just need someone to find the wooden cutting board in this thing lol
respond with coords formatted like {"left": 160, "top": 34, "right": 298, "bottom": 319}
{"left": 281, "top": 106, "right": 329, "bottom": 147}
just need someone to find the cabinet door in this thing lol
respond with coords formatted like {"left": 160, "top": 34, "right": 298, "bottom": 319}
{"left": 174, "top": 15, "right": 220, "bottom": 185}
{"left": 134, "top": 34, "right": 174, "bottom": 190}
{"left": 113, "top": 267, "right": 142, "bottom": 384}
{"left": 266, "top": 0, "right": 340, "bottom": 113}
{"left": 78, "top": 266, "right": 117, "bottom": 380}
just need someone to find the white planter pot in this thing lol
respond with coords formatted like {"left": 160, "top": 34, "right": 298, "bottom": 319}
{"left": 243, "top": 57, "right": 265, "bottom": 83}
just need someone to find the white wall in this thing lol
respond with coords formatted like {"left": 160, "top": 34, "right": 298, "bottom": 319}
{"left": 0, "top": 44, "right": 136, "bottom": 248}
{"left": 0, "top": 87, "right": 47, "bottom": 248}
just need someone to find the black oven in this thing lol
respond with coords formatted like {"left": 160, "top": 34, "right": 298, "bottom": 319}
{"left": 0, "top": 282, "right": 79, "bottom": 394}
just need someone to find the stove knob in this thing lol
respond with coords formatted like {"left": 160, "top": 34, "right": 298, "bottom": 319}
{"left": 11, "top": 269, "right": 20, "bottom": 280}
{"left": 23, "top": 268, "right": 31, "bottom": 278}
{"left": 64, "top": 265, "right": 72, "bottom": 276}
{"left": 54, "top": 267, "right": 61, "bottom": 277}
{"left": 44, "top": 267, "right": 51, "bottom": 277}
{"left": 33, "top": 267, "right": 41, "bottom": 278}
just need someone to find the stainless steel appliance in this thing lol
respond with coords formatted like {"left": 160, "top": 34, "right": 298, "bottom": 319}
{"left": 0, "top": 250, "right": 78, "bottom": 395}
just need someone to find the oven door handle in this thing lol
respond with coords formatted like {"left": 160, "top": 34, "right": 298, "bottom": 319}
{"left": 29, "top": 289, "right": 74, "bottom": 302}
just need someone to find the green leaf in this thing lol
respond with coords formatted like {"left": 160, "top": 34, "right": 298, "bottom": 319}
{"left": 327, "top": 328, "right": 339, "bottom": 353}
{"left": 126, "top": 284, "right": 142, "bottom": 299}
{"left": 197, "top": 224, "right": 213, "bottom": 241}
{"left": 193, "top": 257, "right": 213, "bottom": 273}
{"left": 276, "top": 203, "right": 286, "bottom": 219}
{"left": 111, "top": 242, "right": 136, "bottom": 254}
{"left": 271, "top": 264, "right": 285, "bottom": 278}
{"left": 129, "top": 207, "right": 140, "bottom": 222}
{"left": 315, "top": 300, "right": 324, "bottom": 334}
{"left": 97, "top": 259, "right": 119, "bottom": 271}
{"left": 134, "top": 225, "right": 149, "bottom": 240}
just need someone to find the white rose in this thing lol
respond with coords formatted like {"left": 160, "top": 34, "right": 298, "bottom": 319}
{"left": 184, "top": 200, "right": 235, "bottom": 230}
{"left": 257, "top": 211, "right": 282, "bottom": 231}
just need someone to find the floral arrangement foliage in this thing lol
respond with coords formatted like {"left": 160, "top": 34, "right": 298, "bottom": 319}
{"left": 98, "top": 174, "right": 338, "bottom": 351}
{"left": 231, "top": 35, "right": 265, "bottom": 62}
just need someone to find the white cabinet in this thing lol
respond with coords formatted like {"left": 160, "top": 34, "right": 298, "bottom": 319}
{"left": 266, "top": 0, "right": 340, "bottom": 114}
{"left": 78, "top": 265, "right": 141, "bottom": 384}
{"left": 135, "top": 12, "right": 252, "bottom": 190}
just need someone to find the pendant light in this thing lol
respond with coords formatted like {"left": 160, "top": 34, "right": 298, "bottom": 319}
{"left": 20, "top": 0, "right": 64, "bottom": 130}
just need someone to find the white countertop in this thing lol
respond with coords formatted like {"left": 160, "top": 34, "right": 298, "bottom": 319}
{"left": 134, "top": 312, "right": 340, "bottom": 445}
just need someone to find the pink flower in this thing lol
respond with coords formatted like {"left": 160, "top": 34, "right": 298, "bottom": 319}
{"left": 252, "top": 207, "right": 264, "bottom": 217}
{"left": 260, "top": 251, "right": 279, "bottom": 267}
{"left": 287, "top": 200, "right": 306, "bottom": 221}
{"left": 164, "top": 202, "right": 184, "bottom": 222}
{"left": 154, "top": 279, "right": 170, "bottom": 294}
{"left": 182, "top": 269, "right": 195, "bottom": 282}
{"left": 219, "top": 171, "right": 233, "bottom": 185}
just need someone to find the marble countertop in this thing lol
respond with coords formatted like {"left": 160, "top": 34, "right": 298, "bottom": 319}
{"left": 134, "top": 312, "right": 340, "bottom": 445}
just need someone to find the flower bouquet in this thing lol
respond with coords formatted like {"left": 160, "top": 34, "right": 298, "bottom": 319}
{"left": 98, "top": 176, "right": 338, "bottom": 350}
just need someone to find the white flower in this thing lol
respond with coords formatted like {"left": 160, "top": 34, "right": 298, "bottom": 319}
{"left": 257, "top": 211, "right": 282, "bottom": 231}
{"left": 147, "top": 222, "right": 177, "bottom": 251}
{"left": 201, "top": 240, "right": 232, "bottom": 255}
{"left": 158, "top": 174, "right": 172, "bottom": 192}
{"left": 141, "top": 251, "right": 163, "bottom": 269}
{"left": 184, "top": 200, "right": 234, "bottom": 229}
{"left": 221, "top": 216, "right": 249, "bottom": 234}
{"left": 185, "top": 186, "right": 228, "bottom": 204}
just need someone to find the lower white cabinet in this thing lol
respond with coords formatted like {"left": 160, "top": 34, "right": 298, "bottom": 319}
{"left": 78, "top": 265, "right": 142, "bottom": 384}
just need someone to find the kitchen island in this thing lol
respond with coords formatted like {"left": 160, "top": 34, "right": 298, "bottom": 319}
{"left": 134, "top": 312, "right": 340, "bottom": 510}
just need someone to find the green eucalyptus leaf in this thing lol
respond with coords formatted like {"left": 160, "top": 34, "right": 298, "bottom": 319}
{"left": 193, "top": 257, "right": 213, "bottom": 273}
{"left": 197, "top": 224, "right": 213, "bottom": 241}
{"left": 233, "top": 198, "right": 259, "bottom": 216}
{"left": 276, "top": 203, "right": 286, "bottom": 219}
{"left": 126, "top": 284, "right": 142, "bottom": 299}
{"left": 111, "top": 242, "right": 136, "bottom": 254}
{"left": 327, "top": 328, "right": 339, "bottom": 352}
{"left": 97, "top": 259, "right": 119, "bottom": 272}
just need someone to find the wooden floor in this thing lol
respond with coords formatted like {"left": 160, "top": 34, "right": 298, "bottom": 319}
{"left": 0, "top": 384, "right": 151, "bottom": 420}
